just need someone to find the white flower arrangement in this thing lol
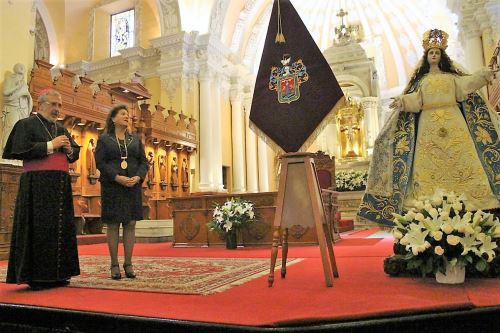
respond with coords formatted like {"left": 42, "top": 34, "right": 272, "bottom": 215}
{"left": 335, "top": 169, "right": 368, "bottom": 192}
{"left": 391, "top": 190, "right": 500, "bottom": 276}
{"left": 208, "top": 198, "right": 256, "bottom": 232}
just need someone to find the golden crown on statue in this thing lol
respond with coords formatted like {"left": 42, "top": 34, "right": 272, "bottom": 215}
{"left": 422, "top": 29, "right": 449, "bottom": 51}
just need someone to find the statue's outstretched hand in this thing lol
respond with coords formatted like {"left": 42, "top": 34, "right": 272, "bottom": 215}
{"left": 389, "top": 97, "right": 403, "bottom": 111}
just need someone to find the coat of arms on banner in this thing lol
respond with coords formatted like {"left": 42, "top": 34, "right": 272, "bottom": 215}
{"left": 269, "top": 54, "right": 309, "bottom": 104}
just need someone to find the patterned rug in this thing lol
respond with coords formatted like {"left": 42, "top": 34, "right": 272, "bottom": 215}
{"left": 0, "top": 256, "right": 303, "bottom": 295}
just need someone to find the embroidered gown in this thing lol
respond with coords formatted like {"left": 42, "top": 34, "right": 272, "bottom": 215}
{"left": 400, "top": 70, "right": 499, "bottom": 211}
{"left": 2, "top": 114, "right": 81, "bottom": 284}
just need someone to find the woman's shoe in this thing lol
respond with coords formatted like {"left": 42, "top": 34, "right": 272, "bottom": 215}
{"left": 123, "top": 263, "right": 136, "bottom": 279}
{"left": 110, "top": 264, "right": 122, "bottom": 280}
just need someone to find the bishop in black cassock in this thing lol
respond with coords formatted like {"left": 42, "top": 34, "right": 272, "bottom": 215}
{"left": 2, "top": 89, "right": 80, "bottom": 289}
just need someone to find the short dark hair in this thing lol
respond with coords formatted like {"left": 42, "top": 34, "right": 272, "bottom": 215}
{"left": 104, "top": 104, "right": 128, "bottom": 134}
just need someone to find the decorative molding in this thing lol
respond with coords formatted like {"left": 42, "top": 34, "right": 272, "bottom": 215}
{"left": 87, "top": 8, "right": 95, "bottom": 61}
{"left": 72, "top": 75, "right": 82, "bottom": 91}
{"left": 34, "top": 9, "right": 50, "bottom": 62}
{"left": 242, "top": 4, "right": 272, "bottom": 69}
{"left": 230, "top": 0, "right": 259, "bottom": 52}
{"left": 158, "top": 0, "right": 181, "bottom": 35}
{"left": 230, "top": 84, "right": 244, "bottom": 103}
{"left": 209, "top": 0, "right": 230, "bottom": 40}
{"left": 160, "top": 73, "right": 181, "bottom": 104}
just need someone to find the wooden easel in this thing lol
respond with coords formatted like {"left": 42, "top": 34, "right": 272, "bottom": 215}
{"left": 268, "top": 152, "right": 339, "bottom": 287}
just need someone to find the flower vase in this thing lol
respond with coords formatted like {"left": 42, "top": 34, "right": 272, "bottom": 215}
{"left": 225, "top": 229, "right": 237, "bottom": 250}
{"left": 435, "top": 263, "right": 465, "bottom": 284}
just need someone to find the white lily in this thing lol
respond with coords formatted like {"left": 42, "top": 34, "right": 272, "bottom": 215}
{"left": 460, "top": 234, "right": 481, "bottom": 256}
{"left": 223, "top": 221, "right": 233, "bottom": 232}
{"left": 405, "top": 228, "right": 431, "bottom": 256}
{"left": 478, "top": 236, "right": 497, "bottom": 262}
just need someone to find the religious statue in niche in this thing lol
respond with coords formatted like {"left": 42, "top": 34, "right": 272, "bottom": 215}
{"left": 170, "top": 156, "right": 178, "bottom": 190}
{"left": 340, "top": 121, "right": 361, "bottom": 158}
{"left": 336, "top": 98, "right": 364, "bottom": 159}
{"left": 147, "top": 151, "right": 155, "bottom": 187}
{"left": 68, "top": 134, "right": 80, "bottom": 183}
{"left": 87, "top": 138, "right": 99, "bottom": 184}
{"left": 182, "top": 157, "right": 189, "bottom": 191}
{"left": 158, "top": 154, "right": 167, "bottom": 190}
{"left": 1, "top": 63, "right": 33, "bottom": 163}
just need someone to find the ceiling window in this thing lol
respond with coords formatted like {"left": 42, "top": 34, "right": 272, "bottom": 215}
{"left": 110, "top": 9, "right": 135, "bottom": 57}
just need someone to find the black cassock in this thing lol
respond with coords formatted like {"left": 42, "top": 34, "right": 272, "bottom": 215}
{"left": 2, "top": 114, "right": 80, "bottom": 284}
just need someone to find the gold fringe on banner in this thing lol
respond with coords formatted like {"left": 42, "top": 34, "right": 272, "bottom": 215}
{"left": 275, "top": 0, "right": 286, "bottom": 44}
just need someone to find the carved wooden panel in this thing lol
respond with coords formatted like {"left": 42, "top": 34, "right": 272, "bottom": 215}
{"left": 169, "top": 192, "right": 318, "bottom": 247}
{"left": 173, "top": 210, "right": 208, "bottom": 246}
{"left": 0, "top": 165, "right": 22, "bottom": 260}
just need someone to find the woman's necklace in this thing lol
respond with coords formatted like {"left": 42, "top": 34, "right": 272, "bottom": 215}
{"left": 116, "top": 132, "right": 128, "bottom": 170}
{"left": 36, "top": 114, "right": 57, "bottom": 140}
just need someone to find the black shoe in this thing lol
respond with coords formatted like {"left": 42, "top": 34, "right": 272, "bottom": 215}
{"left": 123, "top": 264, "right": 136, "bottom": 279}
{"left": 111, "top": 264, "right": 122, "bottom": 280}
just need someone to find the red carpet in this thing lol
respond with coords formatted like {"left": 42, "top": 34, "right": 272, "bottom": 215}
{"left": 0, "top": 256, "right": 302, "bottom": 295}
{"left": 0, "top": 228, "right": 498, "bottom": 327}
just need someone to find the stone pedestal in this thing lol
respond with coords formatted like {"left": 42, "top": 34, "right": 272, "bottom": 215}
{"left": 117, "top": 219, "right": 173, "bottom": 243}
{"left": 336, "top": 190, "right": 364, "bottom": 229}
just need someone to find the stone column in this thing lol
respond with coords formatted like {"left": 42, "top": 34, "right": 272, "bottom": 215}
{"left": 462, "top": 25, "right": 485, "bottom": 72}
{"left": 198, "top": 68, "right": 214, "bottom": 191}
{"left": 323, "top": 123, "right": 339, "bottom": 158}
{"left": 257, "top": 137, "right": 269, "bottom": 192}
{"left": 361, "top": 96, "right": 379, "bottom": 153}
{"left": 212, "top": 74, "right": 224, "bottom": 192}
{"left": 244, "top": 97, "right": 259, "bottom": 193}
{"left": 230, "top": 86, "right": 246, "bottom": 193}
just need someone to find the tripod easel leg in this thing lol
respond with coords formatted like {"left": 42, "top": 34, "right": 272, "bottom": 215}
{"left": 268, "top": 226, "right": 280, "bottom": 287}
{"left": 324, "top": 223, "right": 339, "bottom": 278}
{"left": 281, "top": 227, "right": 288, "bottom": 278}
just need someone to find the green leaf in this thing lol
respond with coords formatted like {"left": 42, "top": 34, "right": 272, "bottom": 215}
{"left": 475, "top": 259, "right": 488, "bottom": 272}
{"left": 449, "top": 258, "right": 457, "bottom": 266}
{"left": 465, "top": 255, "right": 473, "bottom": 264}
{"left": 407, "top": 259, "right": 422, "bottom": 270}
{"left": 423, "top": 257, "right": 434, "bottom": 274}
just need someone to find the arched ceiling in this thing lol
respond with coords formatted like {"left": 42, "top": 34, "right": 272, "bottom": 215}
{"left": 178, "top": 0, "right": 460, "bottom": 94}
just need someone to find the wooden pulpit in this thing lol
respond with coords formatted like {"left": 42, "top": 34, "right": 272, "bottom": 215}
{"left": 268, "top": 152, "right": 339, "bottom": 287}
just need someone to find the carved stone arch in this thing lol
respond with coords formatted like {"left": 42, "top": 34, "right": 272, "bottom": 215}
{"left": 34, "top": 0, "right": 59, "bottom": 64}
{"left": 34, "top": 9, "right": 50, "bottom": 62}
{"left": 208, "top": 0, "right": 230, "bottom": 40}
{"left": 157, "top": 0, "right": 181, "bottom": 35}
{"left": 336, "top": 74, "right": 370, "bottom": 98}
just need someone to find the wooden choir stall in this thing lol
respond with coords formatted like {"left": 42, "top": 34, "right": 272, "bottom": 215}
{"left": 0, "top": 60, "right": 197, "bottom": 259}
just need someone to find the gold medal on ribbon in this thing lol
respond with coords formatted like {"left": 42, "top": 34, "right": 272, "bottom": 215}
{"left": 121, "top": 160, "right": 128, "bottom": 169}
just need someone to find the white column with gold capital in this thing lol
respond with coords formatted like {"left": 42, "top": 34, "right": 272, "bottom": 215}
{"left": 244, "top": 95, "right": 259, "bottom": 193}
{"left": 257, "top": 137, "right": 269, "bottom": 192}
{"left": 212, "top": 74, "right": 225, "bottom": 192}
{"left": 231, "top": 86, "right": 246, "bottom": 193}
{"left": 198, "top": 67, "right": 215, "bottom": 192}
